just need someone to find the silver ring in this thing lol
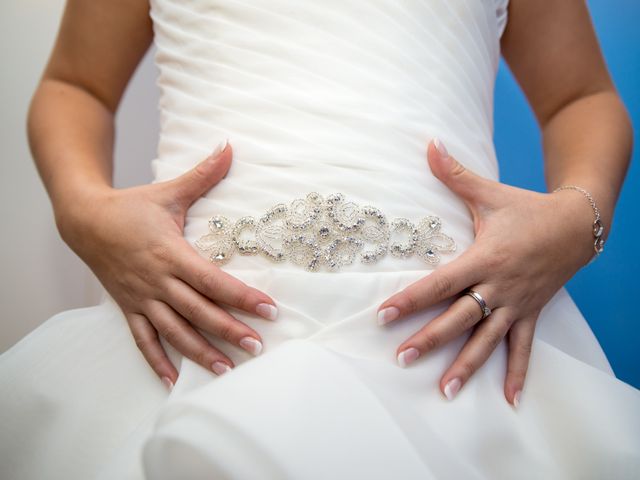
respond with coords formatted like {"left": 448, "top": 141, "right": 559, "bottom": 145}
{"left": 464, "top": 289, "right": 491, "bottom": 319}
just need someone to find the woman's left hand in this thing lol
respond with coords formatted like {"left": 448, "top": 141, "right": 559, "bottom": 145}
{"left": 376, "top": 138, "right": 599, "bottom": 407}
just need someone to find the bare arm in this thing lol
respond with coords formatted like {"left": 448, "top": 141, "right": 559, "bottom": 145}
{"left": 28, "top": 0, "right": 278, "bottom": 387}
{"left": 378, "top": 0, "right": 632, "bottom": 407}
{"left": 501, "top": 0, "right": 633, "bottom": 242}
{"left": 27, "top": 0, "right": 153, "bottom": 234}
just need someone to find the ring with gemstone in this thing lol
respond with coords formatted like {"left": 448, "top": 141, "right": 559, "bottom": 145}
{"left": 464, "top": 289, "right": 491, "bottom": 319}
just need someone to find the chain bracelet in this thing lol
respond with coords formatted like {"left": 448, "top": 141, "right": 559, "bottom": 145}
{"left": 552, "top": 185, "right": 605, "bottom": 261}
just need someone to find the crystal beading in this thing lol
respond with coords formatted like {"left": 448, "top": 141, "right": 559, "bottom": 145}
{"left": 194, "top": 192, "right": 457, "bottom": 272}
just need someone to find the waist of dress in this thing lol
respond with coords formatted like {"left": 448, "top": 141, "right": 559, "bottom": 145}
{"left": 186, "top": 191, "right": 471, "bottom": 274}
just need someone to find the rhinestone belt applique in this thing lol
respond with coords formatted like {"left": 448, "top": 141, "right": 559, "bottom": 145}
{"left": 194, "top": 192, "right": 457, "bottom": 272}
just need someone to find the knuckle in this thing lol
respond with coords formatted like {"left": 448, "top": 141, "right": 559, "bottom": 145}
{"left": 402, "top": 292, "right": 420, "bottom": 315}
{"left": 393, "top": 291, "right": 421, "bottom": 315}
{"left": 192, "top": 162, "right": 210, "bottom": 181}
{"left": 194, "top": 348, "right": 211, "bottom": 367}
{"left": 149, "top": 241, "right": 172, "bottom": 264}
{"left": 516, "top": 339, "right": 533, "bottom": 358}
{"left": 493, "top": 249, "right": 510, "bottom": 270}
{"left": 482, "top": 252, "right": 499, "bottom": 271}
{"left": 134, "top": 336, "right": 150, "bottom": 353}
{"left": 235, "top": 288, "right": 255, "bottom": 311}
{"left": 450, "top": 161, "right": 467, "bottom": 178}
{"left": 483, "top": 329, "right": 504, "bottom": 350}
{"left": 184, "top": 300, "right": 205, "bottom": 322}
{"left": 160, "top": 324, "right": 182, "bottom": 345}
{"left": 419, "top": 330, "right": 440, "bottom": 351}
{"left": 483, "top": 244, "right": 507, "bottom": 270}
{"left": 457, "top": 359, "right": 476, "bottom": 380}
{"left": 197, "top": 269, "right": 220, "bottom": 293}
{"left": 431, "top": 273, "right": 453, "bottom": 300}
{"left": 214, "top": 321, "right": 234, "bottom": 342}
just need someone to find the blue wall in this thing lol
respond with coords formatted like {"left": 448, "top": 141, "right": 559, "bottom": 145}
{"left": 494, "top": 0, "right": 639, "bottom": 388}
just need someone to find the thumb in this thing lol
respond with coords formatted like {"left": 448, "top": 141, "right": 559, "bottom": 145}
{"left": 427, "top": 137, "right": 493, "bottom": 205}
{"left": 169, "top": 138, "right": 232, "bottom": 209}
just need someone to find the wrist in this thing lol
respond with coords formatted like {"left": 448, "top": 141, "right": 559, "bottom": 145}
{"left": 548, "top": 186, "right": 607, "bottom": 267}
{"left": 548, "top": 177, "right": 616, "bottom": 235}
{"left": 53, "top": 182, "right": 115, "bottom": 249}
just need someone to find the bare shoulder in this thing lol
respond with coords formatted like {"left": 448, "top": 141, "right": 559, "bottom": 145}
{"left": 499, "top": 0, "right": 614, "bottom": 126}
{"left": 43, "top": 0, "right": 154, "bottom": 113}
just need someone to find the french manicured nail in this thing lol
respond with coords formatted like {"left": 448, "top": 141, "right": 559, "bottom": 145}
{"left": 240, "top": 336, "right": 263, "bottom": 356}
{"left": 210, "top": 138, "right": 229, "bottom": 158}
{"left": 513, "top": 390, "right": 522, "bottom": 408}
{"left": 433, "top": 137, "right": 449, "bottom": 158}
{"left": 444, "top": 377, "right": 462, "bottom": 400}
{"left": 377, "top": 306, "right": 400, "bottom": 325}
{"left": 256, "top": 302, "right": 278, "bottom": 321}
{"left": 211, "top": 361, "right": 232, "bottom": 376}
{"left": 397, "top": 347, "right": 420, "bottom": 367}
{"left": 161, "top": 376, "right": 174, "bottom": 391}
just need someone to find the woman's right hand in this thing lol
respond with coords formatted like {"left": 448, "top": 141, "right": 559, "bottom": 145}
{"left": 56, "top": 140, "right": 278, "bottom": 390}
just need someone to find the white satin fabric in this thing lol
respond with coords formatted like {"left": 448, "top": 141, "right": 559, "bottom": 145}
{"left": 2, "top": 1, "right": 640, "bottom": 479}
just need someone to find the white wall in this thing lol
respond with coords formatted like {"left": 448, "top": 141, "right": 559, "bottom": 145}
{"left": 0, "top": 1, "right": 159, "bottom": 352}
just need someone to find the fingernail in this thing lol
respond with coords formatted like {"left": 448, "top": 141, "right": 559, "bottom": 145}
{"left": 240, "top": 336, "right": 263, "bottom": 356}
{"left": 513, "top": 390, "right": 522, "bottom": 408}
{"left": 211, "top": 361, "right": 232, "bottom": 376}
{"left": 444, "top": 377, "right": 462, "bottom": 400}
{"left": 161, "top": 376, "right": 174, "bottom": 391}
{"left": 210, "top": 138, "right": 229, "bottom": 159}
{"left": 397, "top": 347, "right": 420, "bottom": 367}
{"left": 433, "top": 137, "right": 449, "bottom": 159}
{"left": 377, "top": 306, "right": 400, "bottom": 325}
{"left": 256, "top": 302, "right": 278, "bottom": 321}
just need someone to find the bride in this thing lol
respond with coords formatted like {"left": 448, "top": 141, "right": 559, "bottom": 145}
{"left": 2, "top": 0, "right": 639, "bottom": 478}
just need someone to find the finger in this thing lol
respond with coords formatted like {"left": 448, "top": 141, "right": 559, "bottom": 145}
{"left": 145, "top": 300, "right": 236, "bottom": 376}
{"left": 427, "top": 138, "right": 498, "bottom": 207}
{"left": 173, "top": 242, "right": 278, "bottom": 321}
{"left": 439, "top": 307, "right": 515, "bottom": 401}
{"left": 126, "top": 312, "right": 178, "bottom": 389}
{"left": 164, "top": 138, "right": 232, "bottom": 210}
{"left": 377, "top": 246, "right": 484, "bottom": 325}
{"left": 395, "top": 286, "right": 495, "bottom": 366}
{"left": 163, "top": 276, "right": 264, "bottom": 356}
{"left": 505, "top": 315, "right": 537, "bottom": 408}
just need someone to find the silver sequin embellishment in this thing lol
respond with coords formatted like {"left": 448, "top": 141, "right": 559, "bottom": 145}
{"left": 194, "top": 192, "right": 457, "bottom": 271}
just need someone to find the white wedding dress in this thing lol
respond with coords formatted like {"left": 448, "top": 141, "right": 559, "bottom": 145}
{"left": 2, "top": 1, "right": 639, "bottom": 479}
